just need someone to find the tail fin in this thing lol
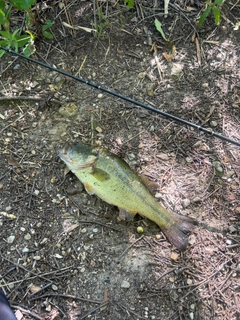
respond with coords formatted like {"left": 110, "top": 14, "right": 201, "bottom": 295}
{"left": 161, "top": 214, "right": 197, "bottom": 251}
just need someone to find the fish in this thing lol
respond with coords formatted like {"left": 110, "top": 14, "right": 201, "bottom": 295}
{"left": 58, "top": 142, "right": 196, "bottom": 251}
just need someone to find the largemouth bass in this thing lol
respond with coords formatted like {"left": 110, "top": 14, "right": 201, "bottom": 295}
{"left": 58, "top": 142, "right": 195, "bottom": 250}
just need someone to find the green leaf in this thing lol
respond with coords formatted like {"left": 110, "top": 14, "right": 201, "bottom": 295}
{"left": 10, "top": 0, "right": 36, "bottom": 11}
{"left": 212, "top": 7, "right": 221, "bottom": 25}
{"left": 43, "top": 31, "right": 53, "bottom": 39}
{"left": 214, "top": 0, "right": 225, "bottom": 5}
{"left": 0, "top": 30, "right": 12, "bottom": 39}
{"left": 0, "top": 49, "right": 5, "bottom": 57}
{"left": 22, "top": 40, "right": 35, "bottom": 56}
{"left": 0, "top": 39, "right": 9, "bottom": 46}
{"left": 124, "top": 0, "right": 134, "bottom": 9}
{"left": 16, "top": 34, "right": 30, "bottom": 47}
{"left": 42, "top": 19, "right": 54, "bottom": 31}
{"left": 0, "top": 0, "right": 5, "bottom": 11}
{"left": 154, "top": 18, "right": 167, "bottom": 41}
{"left": 198, "top": 6, "right": 212, "bottom": 27}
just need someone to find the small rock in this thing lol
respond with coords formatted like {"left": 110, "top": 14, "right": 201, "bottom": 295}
{"left": 210, "top": 121, "right": 218, "bottom": 127}
{"left": 229, "top": 225, "right": 237, "bottom": 233}
{"left": 236, "top": 264, "right": 240, "bottom": 273}
{"left": 52, "top": 284, "right": 58, "bottom": 291}
{"left": 92, "top": 228, "right": 98, "bottom": 233}
{"left": 226, "top": 239, "right": 232, "bottom": 245}
{"left": 34, "top": 189, "right": 40, "bottom": 195}
{"left": 33, "top": 256, "right": 41, "bottom": 260}
{"left": 157, "top": 153, "right": 169, "bottom": 161}
{"left": 7, "top": 235, "right": 15, "bottom": 244}
{"left": 24, "top": 233, "right": 31, "bottom": 240}
{"left": 30, "top": 284, "right": 41, "bottom": 293}
{"left": 22, "top": 247, "right": 29, "bottom": 253}
{"left": 80, "top": 267, "right": 85, "bottom": 273}
{"left": 189, "top": 312, "right": 194, "bottom": 319}
{"left": 171, "top": 252, "right": 179, "bottom": 261}
{"left": 202, "top": 82, "right": 209, "bottom": 88}
{"left": 95, "top": 126, "right": 102, "bottom": 133}
{"left": 45, "top": 304, "right": 51, "bottom": 312}
{"left": 146, "top": 83, "right": 155, "bottom": 96}
{"left": 186, "top": 157, "right": 193, "bottom": 163}
{"left": 182, "top": 198, "right": 190, "bottom": 209}
{"left": 187, "top": 278, "right": 193, "bottom": 285}
{"left": 138, "top": 72, "right": 146, "bottom": 79}
{"left": 54, "top": 253, "right": 63, "bottom": 259}
{"left": 98, "top": 93, "right": 103, "bottom": 98}
{"left": 188, "top": 234, "right": 197, "bottom": 245}
{"left": 121, "top": 280, "right": 130, "bottom": 289}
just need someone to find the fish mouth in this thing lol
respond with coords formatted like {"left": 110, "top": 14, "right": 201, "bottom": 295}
{"left": 58, "top": 142, "right": 98, "bottom": 170}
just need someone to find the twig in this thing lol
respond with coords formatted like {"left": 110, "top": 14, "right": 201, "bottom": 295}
{"left": 118, "top": 235, "right": 144, "bottom": 260}
{"left": 11, "top": 305, "right": 43, "bottom": 320}
{"left": 0, "top": 96, "right": 44, "bottom": 101}
{"left": 30, "top": 293, "right": 102, "bottom": 304}
{"left": 80, "top": 301, "right": 109, "bottom": 319}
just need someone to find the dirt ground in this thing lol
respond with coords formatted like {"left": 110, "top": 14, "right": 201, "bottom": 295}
{"left": 0, "top": 0, "right": 240, "bottom": 319}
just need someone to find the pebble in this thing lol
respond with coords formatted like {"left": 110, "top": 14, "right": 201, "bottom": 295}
{"left": 121, "top": 280, "right": 130, "bottom": 289}
{"left": 229, "top": 225, "right": 236, "bottom": 233}
{"left": 80, "top": 267, "right": 85, "bottom": 273}
{"left": 52, "top": 284, "right": 58, "bottom": 291}
{"left": 22, "top": 247, "right": 29, "bottom": 253}
{"left": 157, "top": 153, "right": 169, "bottom": 161}
{"left": 186, "top": 157, "right": 193, "bottom": 163}
{"left": 81, "top": 228, "right": 87, "bottom": 233}
{"left": 182, "top": 198, "right": 190, "bottom": 209}
{"left": 138, "top": 72, "right": 146, "bottom": 79}
{"left": 24, "top": 233, "right": 31, "bottom": 240}
{"left": 236, "top": 264, "right": 240, "bottom": 273}
{"left": 33, "top": 256, "right": 41, "bottom": 260}
{"left": 202, "top": 82, "right": 209, "bottom": 88}
{"left": 189, "top": 312, "right": 194, "bottom": 319}
{"left": 54, "top": 253, "right": 63, "bottom": 259}
{"left": 98, "top": 93, "right": 103, "bottom": 98}
{"left": 210, "top": 121, "right": 218, "bottom": 127}
{"left": 92, "top": 228, "right": 98, "bottom": 233}
{"left": 171, "top": 252, "right": 179, "bottom": 261}
{"left": 7, "top": 235, "right": 15, "bottom": 244}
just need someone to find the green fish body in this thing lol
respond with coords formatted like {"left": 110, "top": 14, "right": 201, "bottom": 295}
{"left": 58, "top": 142, "right": 194, "bottom": 250}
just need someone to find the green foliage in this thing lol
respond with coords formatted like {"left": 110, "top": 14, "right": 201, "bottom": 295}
{"left": 95, "top": 6, "right": 109, "bottom": 38}
{"left": 124, "top": 0, "right": 134, "bottom": 9}
{"left": 198, "top": 0, "right": 225, "bottom": 27}
{"left": 42, "top": 20, "right": 55, "bottom": 39}
{"left": 154, "top": 18, "right": 167, "bottom": 41}
{"left": 11, "top": 0, "right": 35, "bottom": 11}
{"left": 0, "top": 0, "right": 54, "bottom": 57}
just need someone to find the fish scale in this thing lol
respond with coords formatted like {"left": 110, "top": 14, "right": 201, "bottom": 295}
{"left": 58, "top": 142, "right": 195, "bottom": 251}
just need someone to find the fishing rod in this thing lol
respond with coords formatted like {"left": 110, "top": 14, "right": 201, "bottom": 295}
{"left": 1, "top": 47, "right": 240, "bottom": 147}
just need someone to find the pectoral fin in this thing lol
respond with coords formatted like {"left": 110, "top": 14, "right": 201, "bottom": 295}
{"left": 84, "top": 182, "right": 96, "bottom": 195}
{"left": 91, "top": 167, "right": 110, "bottom": 182}
{"left": 118, "top": 208, "right": 137, "bottom": 221}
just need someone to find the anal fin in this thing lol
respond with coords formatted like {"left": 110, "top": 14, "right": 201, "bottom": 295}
{"left": 118, "top": 208, "right": 137, "bottom": 221}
